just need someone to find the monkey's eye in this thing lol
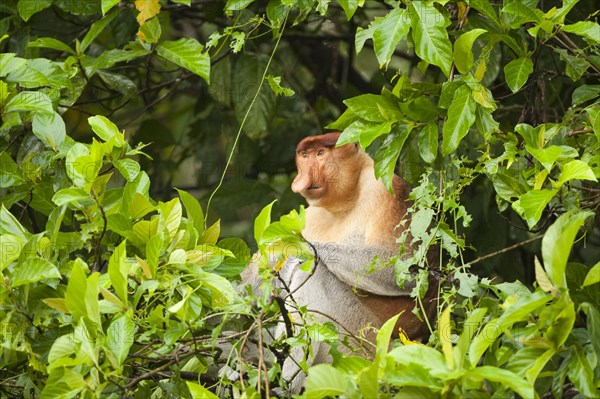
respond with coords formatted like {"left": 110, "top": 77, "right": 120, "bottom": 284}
{"left": 301, "top": 151, "right": 308, "bottom": 158}
{"left": 317, "top": 149, "right": 325, "bottom": 156}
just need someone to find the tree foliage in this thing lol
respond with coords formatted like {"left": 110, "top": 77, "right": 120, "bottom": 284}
{"left": 0, "top": 0, "right": 599, "bottom": 397}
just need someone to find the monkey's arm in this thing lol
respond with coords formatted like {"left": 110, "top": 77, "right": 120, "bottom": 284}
{"left": 309, "top": 241, "right": 413, "bottom": 297}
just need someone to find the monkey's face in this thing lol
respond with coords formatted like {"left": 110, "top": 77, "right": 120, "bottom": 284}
{"left": 291, "top": 133, "right": 357, "bottom": 207}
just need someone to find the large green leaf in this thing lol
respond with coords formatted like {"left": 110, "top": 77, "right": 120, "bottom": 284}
{"left": 526, "top": 145, "right": 562, "bottom": 172}
{"left": 27, "top": 38, "right": 75, "bottom": 55}
{"left": 304, "top": 364, "right": 352, "bottom": 398}
{"left": 254, "top": 200, "right": 276, "bottom": 245}
{"left": 106, "top": 314, "right": 135, "bottom": 368}
{"left": 65, "top": 260, "right": 101, "bottom": 326}
{"left": 17, "top": 0, "right": 52, "bottom": 21}
{"left": 80, "top": 11, "right": 120, "bottom": 53}
{"left": 469, "top": 291, "right": 551, "bottom": 365}
{"left": 417, "top": 123, "right": 438, "bottom": 164}
{"left": 571, "top": 85, "right": 600, "bottom": 106}
{"left": 338, "top": 119, "right": 393, "bottom": 149}
{"left": 556, "top": 160, "right": 597, "bottom": 186}
{"left": 12, "top": 256, "right": 61, "bottom": 287}
{"left": 156, "top": 38, "right": 210, "bottom": 83}
{"left": 186, "top": 381, "right": 220, "bottom": 399}
{"left": 0, "top": 204, "right": 28, "bottom": 238}
{"left": 453, "top": 29, "right": 487, "bottom": 75}
{"left": 514, "top": 189, "right": 557, "bottom": 229}
{"left": 464, "top": 366, "right": 534, "bottom": 398}
{"left": 0, "top": 152, "right": 25, "bottom": 188}
{"left": 176, "top": 188, "right": 205, "bottom": 235}
{"left": 233, "top": 55, "right": 276, "bottom": 138}
{"left": 371, "top": 7, "right": 411, "bottom": 68}
{"left": 337, "top": 0, "right": 358, "bottom": 19}
{"left": 343, "top": 94, "right": 402, "bottom": 123}
{"left": 562, "top": 21, "right": 600, "bottom": 44}
{"left": 442, "top": 85, "right": 476, "bottom": 155}
{"left": 32, "top": 111, "right": 66, "bottom": 151}
{"left": 542, "top": 210, "right": 593, "bottom": 289}
{"left": 504, "top": 58, "right": 533, "bottom": 93}
{"left": 409, "top": 1, "right": 452, "bottom": 76}
{"left": 374, "top": 123, "right": 413, "bottom": 192}
{"left": 4, "top": 91, "right": 53, "bottom": 114}
{"left": 88, "top": 115, "right": 124, "bottom": 146}
{"left": 568, "top": 345, "right": 597, "bottom": 397}
{"left": 108, "top": 240, "right": 129, "bottom": 305}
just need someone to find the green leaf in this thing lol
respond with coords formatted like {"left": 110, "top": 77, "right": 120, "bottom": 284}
{"left": 108, "top": 240, "right": 129, "bottom": 305}
{"left": 583, "top": 261, "right": 600, "bottom": 287}
{"left": 502, "top": 0, "right": 541, "bottom": 27}
{"left": 453, "top": 29, "right": 487, "bottom": 74}
{"left": 88, "top": 115, "right": 124, "bottom": 146}
{"left": 371, "top": 7, "right": 411, "bottom": 68}
{"left": 80, "top": 11, "right": 120, "bottom": 53}
{"left": 102, "top": 0, "right": 121, "bottom": 14}
{"left": 138, "top": 16, "right": 162, "bottom": 44}
{"left": 504, "top": 58, "right": 533, "bottom": 93}
{"left": 106, "top": 314, "right": 135, "bottom": 368}
{"left": 466, "top": 0, "right": 501, "bottom": 27}
{"left": 338, "top": 120, "right": 393, "bottom": 149}
{"left": 267, "top": 75, "right": 295, "bottom": 96}
{"left": 91, "top": 43, "right": 151, "bottom": 74}
{"left": 526, "top": 145, "right": 562, "bottom": 172}
{"left": 454, "top": 307, "right": 487, "bottom": 369}
{"left": 159, "top": 198, "right": 182, "bottom": 241}
{"left": 568, "top": 345, "right": 596, "bottom": 397}
{"left": 0, "top": 152, "right": 25, "bottom": 188}
{"left": 52, "top": 187, "right": 91, "bottom": 206}
{"left": 374, "top": 123, "right": 413, "bottom": 192}
{"left": 344, "top": 94, "right": 401, "bottom": 123}
{"left": 12, "top": 256, "right": 61, "bottom": 287}
{"left": 200, "top": 219, "right": 220, "bottom": 245}
{"left": 542, "top": 210, "right": 593, "bottom": 289}
{"left": 409, "top": 1, "right": 453, "bottom": 77}
{"left": 469, "top": 291, "right": 551, "bottom": 365}
{"left": 225, "top": 0, "right": 255, "bottom": 12}
{"left": 66, "top": 261, "right": 101, "bottom": 325}
{"left": 556, "top": 160, "right": 597, "bottom": 186}
{"left": 17, "top": 0, "right": 52, "bottom": 21}
{"left": 27, "top": 37, "right": 75, "bottom": 54}
{"left": 5, "top": 91, "right": 53, "bottom": 114}
{"left": 337, "top": 0, "right": 358, "bottom": 19}
{"left": 146, "top": 233, "right": 163, "bottom": 278}
{"left": 439, "top": 305, "right": 454, "bottom": 369}
{"left": 387, "top": 345, "right": 449, "bottom": 377}
{"left": 254, "top": 200, "right": 276, "bottom": 245}
{"left": 442, "top": 85, "right": 476, "bottom": 155}
{"left": 572, "top": 85, "right": 600, "bottom": 106}
{"left": 562, "top": 21, "right": 600, "bottom": 44}
{"left": 304, "top": 364, "right": 352, "bottom": 398}
{"left": 464, "top": 366, "right": 534, "bottom": 399}
{"left": 114, "top": 159, "right": 141, "bottom": 181}
{"left": 417, "top": 123, "right": 438, "bottom": 164}
{"left": 156, "top": 38, "right": 210, "bottom": 83}
{"left": 186, "top": 381, "right": 220, "bottom": 399}
{"left": 0, "top": 204, "right": 28, "bottom": 238}
{"left": 514, "top": 189, "right": 557, "bottom": 229}
{"left": 32, "top": 111, "right": 66, "bottom": 150}
{"left": 0, "top": 234, "right": 24, "bottom": 272}
{"left": 176, "top": 188, "right": 205, "bottom": 235}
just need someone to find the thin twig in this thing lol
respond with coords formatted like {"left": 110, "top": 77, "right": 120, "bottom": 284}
{"left": 467, "top": 234, "right": 543, "bottom": 266}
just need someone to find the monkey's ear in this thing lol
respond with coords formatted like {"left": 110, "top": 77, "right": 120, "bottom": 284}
{"left": 354, "top": 143, "right": 359, "bottom": 151}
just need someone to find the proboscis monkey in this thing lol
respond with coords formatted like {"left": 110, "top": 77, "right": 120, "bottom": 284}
{"left": 240, "top": 132, "right": 437, "bottom": 393}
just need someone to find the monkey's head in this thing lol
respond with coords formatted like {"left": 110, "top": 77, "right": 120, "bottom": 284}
{"left": 291, "top": 132, "right": 364, "bottom": 208}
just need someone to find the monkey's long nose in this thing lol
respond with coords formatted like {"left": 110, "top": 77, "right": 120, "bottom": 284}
{"left": 291, "top": 168, "right": 310, "bottom": 193}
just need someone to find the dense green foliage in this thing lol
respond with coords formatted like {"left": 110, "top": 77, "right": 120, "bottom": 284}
{"left": 0, "top": 0, "right": 599, "bottom": 397}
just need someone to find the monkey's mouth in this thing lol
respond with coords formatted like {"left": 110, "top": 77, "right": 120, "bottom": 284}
{"left": 307, "top": 185, "right": 321, "bottom": 190}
